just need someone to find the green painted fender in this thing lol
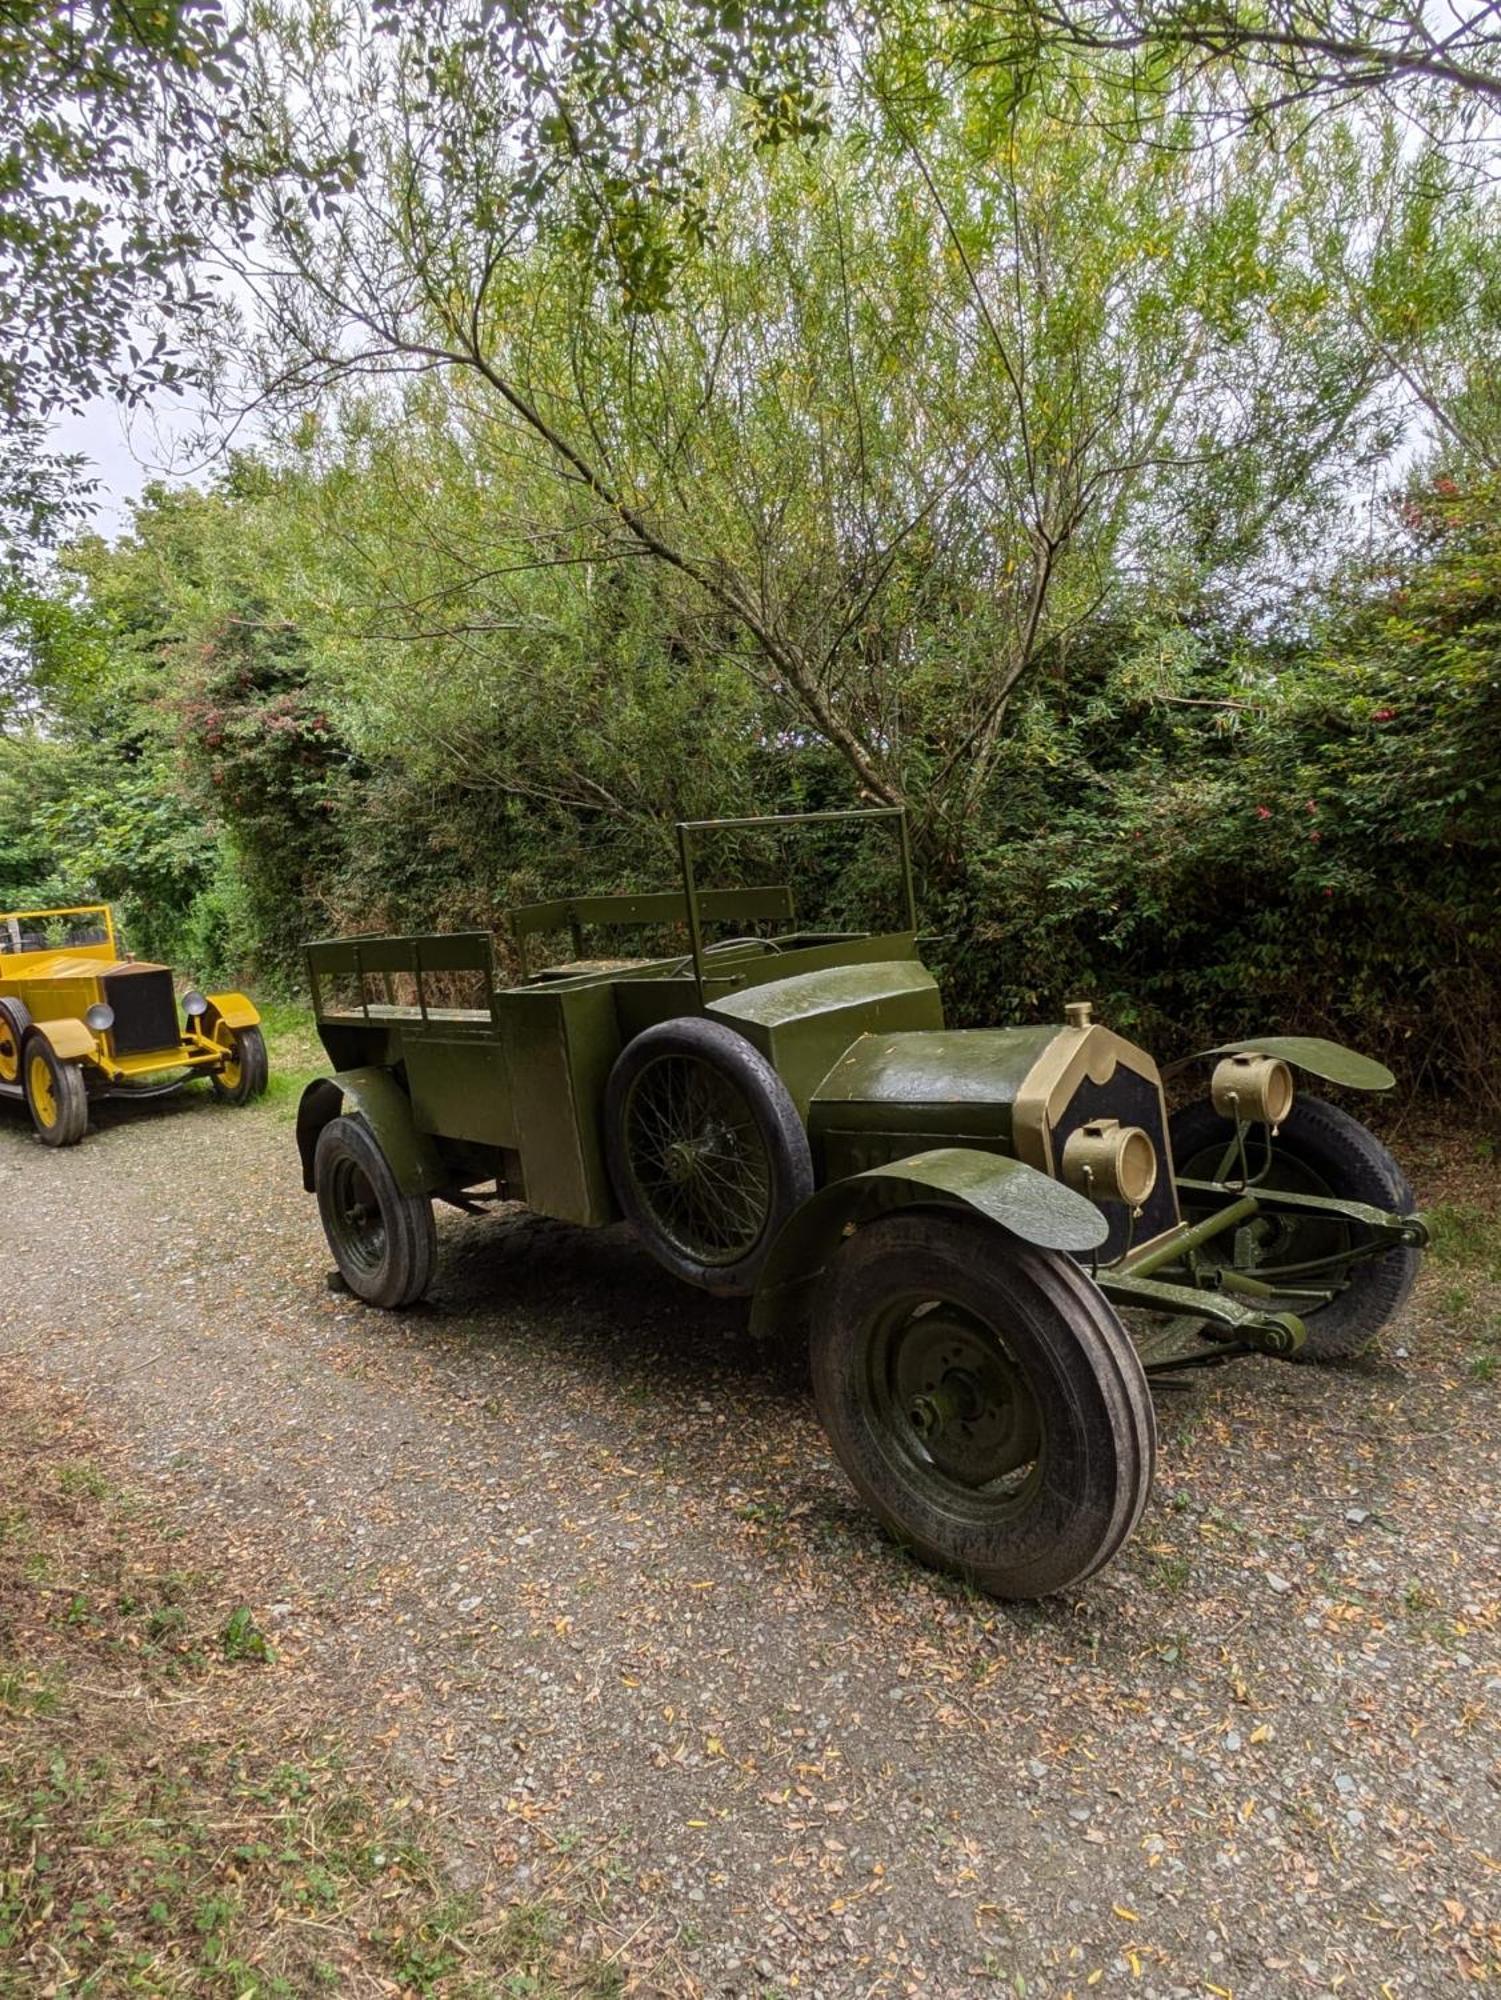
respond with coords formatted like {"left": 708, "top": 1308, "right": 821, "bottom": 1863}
{"left": 749, "top": 1147, "right": 1108, "bottom": 1339}
{"left": 296, "top": 1068, "right": 444, "bottom": 1196}
{"left": 1172, "top": 1036, "right": 1395, "bottom": 1092}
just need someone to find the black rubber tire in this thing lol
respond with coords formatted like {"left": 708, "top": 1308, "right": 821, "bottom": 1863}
{"left": 0, "top": 997, "right": 31, "bottom": 1087}
{"left": 21, "top": 1032, "right": 89, "bottom": 1148}
{"left": 604, "top": 1016, "right": 814, "bottom": 1297}
{"left": 1170, "top": 1094, "right": 1419, "bottom": 1362}
{"left": 209, "top": 1024, "right": 269, "bottom": 1104}
{"left": 314, "top": 1113, "right": 437, "bottom": 1309}
{"left": 810, "top": 1211, "right": 1157, "bottom": 1600}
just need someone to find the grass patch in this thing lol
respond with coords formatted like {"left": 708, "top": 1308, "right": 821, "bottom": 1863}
{"left": 256, "top": 1001, "right": 325, "bottom": 1118}
{"left": 0, "top": 1377, "right": 626, "bottom": 1997}
{"left": 1427, "top": 1200, "right": 1501, "bottom": 1281}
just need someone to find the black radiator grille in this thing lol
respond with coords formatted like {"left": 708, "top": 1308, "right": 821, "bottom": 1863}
{"left": 104, "top": 969, "right": 180, "bottom": 1056}
{"left": 1052, "top": 1063, "right": 1180, "bottom": 1262}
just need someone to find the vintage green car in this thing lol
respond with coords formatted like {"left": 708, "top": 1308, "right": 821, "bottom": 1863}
{"left": 0, "top": 904, "right": 267, "bottom": 1146}
{"left": 297, "top": 810, "right": 1427, "bottom": 1599}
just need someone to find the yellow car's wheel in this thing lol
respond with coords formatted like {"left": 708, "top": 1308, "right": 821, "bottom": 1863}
{"left": 0, "top": 999, "right": 30, "bottom": 1086}
{"left": 209, "top": 1024, "right": 268, "bottom": 1104}
{"left": 22, "top": 1035, "right": 88, "bottom": 1148}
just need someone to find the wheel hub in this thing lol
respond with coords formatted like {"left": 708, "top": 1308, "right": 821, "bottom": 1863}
{"left": 663, "top": 1139, "right": 701, "bottom": 1185}
{"left": 624, "top": 1058, "right": 772, "bottom": 1266}
{"left": 889, "top": 1309, "right": 1041, "bottom": 1488}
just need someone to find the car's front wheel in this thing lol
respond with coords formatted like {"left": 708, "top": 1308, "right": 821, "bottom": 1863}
{"left": 210, "top": 1024, "right": 269, "bottom": 1104}
{"left": 810, "top": 1211, "right": 1156, "bottom": 1600}
{"left": 22, "top": 1034, "right": 89, "bottom": 1148}
{"left": 314, "top": 1113, "right": 436, "bottom": 1308}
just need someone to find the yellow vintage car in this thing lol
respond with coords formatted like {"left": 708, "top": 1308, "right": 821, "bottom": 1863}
{"left": 0, "top": 905, "right": 267, "bottom": 1147}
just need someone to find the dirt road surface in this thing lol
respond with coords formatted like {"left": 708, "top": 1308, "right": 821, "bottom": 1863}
{"left": 2, "top": 1078, "right": 1497, "bottom": 1997}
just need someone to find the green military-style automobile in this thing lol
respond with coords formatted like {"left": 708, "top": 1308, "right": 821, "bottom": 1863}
{"left": 297, "top": 809, "right": 1427, "bottom": 1600}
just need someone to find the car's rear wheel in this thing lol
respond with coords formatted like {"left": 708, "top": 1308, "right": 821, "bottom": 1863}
{"left": 604, "top": 1016, "right": 814, "bottom": 1297}
{"left": 0, "top": 998, "right": 31, "bottom": 1087}
{"left": 22, "top": 1034, "right": 88, "bottom": 1147}
{"left": 314, "top": 1113, "right": 436, "bottom": 1308}
{"left": 1170, "top": 1095, "right": 1418, "bottom": 1361}
{"left": 810, "top": 1211, "right": 1156, "bottom": 1600}
{"left": 210, "top": 1024, "right": 269, "bottom": 1104}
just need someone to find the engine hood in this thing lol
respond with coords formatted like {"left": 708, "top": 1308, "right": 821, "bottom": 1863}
{"left": 812, "top": 1025, "right": 1060, "bottom": 1143}
{"left": 810, "top": 1020, "right": 1181, "bottom": 1256}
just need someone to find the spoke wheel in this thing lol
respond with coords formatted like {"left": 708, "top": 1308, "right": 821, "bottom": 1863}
{"left": 605, "top": 1017, "right": 813, "bottom": 1296}
{"left": 812, "top": 1212, "right": 1155, "bottom": 1600}
{"left": 1170, "top": 1094, "right": 1418, "bottom": 1361}
{"left": 314, "top": 1113, "right": 436, "bottom": 1309}
{"left": 21, "top": 1034, "right": 88, "bottom": 1147}
{"left": 621, "top": 1054, "right": 773, "bottom": 1266}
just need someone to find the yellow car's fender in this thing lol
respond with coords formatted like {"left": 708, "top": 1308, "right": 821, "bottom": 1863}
{"left": 204, "top": 992, "right": 261, "bottom": 1033}
{"left": 30, "top": 1018, "right": 96, "bottom": 1063}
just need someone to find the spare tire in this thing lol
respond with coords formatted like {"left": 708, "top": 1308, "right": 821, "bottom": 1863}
{"left": 1169, "top": 1094, "right": 1419, "bottom": 1361}
{"left": 604, "top": 1016, "right": 814, "bottom": 1296}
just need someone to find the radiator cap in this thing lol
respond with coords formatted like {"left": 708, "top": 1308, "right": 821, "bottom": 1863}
{"left": 1064, "top": 999, "right": 1094, "bottom": 1031}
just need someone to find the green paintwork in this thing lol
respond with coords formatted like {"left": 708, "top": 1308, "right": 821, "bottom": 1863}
{"left": 749, "top": 1147, "right": 1110, "bottom": 1338}
{"left": 1189, "top": 1036, "right": 1396, "bottom": 1091}
{"left": 1097, "top": 1268, "right": 1306, "bottom": 1354}
{"left": 497, "top": 979, "right": 621, "bottom": 1223}
{"left": 809, "top": 1024, "right": 1059, "bottom": 1181}
{"left": 1175, "top": 1178, "right": 1430, "bottom": 1247}
{"left": 300, "top": 806, "right": 1424, "bottom": 1374}
{"left": 297, "top": 1066, "right": 445, "bottom": 1196}
{"left": 709, "top": 961, "right": 943, "bottom": 1117}
{"left": 1123, "top": 1193, "right": 1260, "bottom": 1276}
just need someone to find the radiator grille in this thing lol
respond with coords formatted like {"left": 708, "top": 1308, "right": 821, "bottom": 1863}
{"left": 1052, "top": 1064, "right": 1179, "bottom": 1261}
{"left": 104, "top": 969, "right": 180, "bottom": 1056}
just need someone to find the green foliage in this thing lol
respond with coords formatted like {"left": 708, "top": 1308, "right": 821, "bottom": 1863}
{"left": 0, "top": 0, "right": 243, "bottom": 421}
{"left": 930, "top": 472, "right": 1501, "bottom": 1093}
{"left": 175, "top": 612, "right": 357, "bottom": 975}
{"left": 219, "top": 1607, "right": 274, "bottom": 1664}
{"left": 0, "top": 10, "right": 1495, "bottom": 1094}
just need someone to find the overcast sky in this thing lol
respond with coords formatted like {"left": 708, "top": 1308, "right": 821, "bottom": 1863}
{"left": 50, "top": 391, "right": 213, "bottom": 539}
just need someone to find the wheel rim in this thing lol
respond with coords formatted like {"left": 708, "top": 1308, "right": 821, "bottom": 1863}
{"left": 28, "top": 1052, "right": 58, "bottom": 1128}
{"left": 327, "top": 1156, "right": 387, "bottom": 1277}
{"left": 0, "top": 1019, "right": 19, "bottom": 1084}
{"left": 215, "top": 1025, "right": 243, "bottom": 1091}
{"left": 863, "top": 1294, "right": 1045, "bottom": 1514}
{"left": 1177, "top": 1138, "right": 1353, "bottom": 1310}
{"left": 620, "top": 1053, "right": 773, "bottom": 1266}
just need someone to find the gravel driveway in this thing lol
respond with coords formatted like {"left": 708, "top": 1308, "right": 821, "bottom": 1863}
{"left": 2, "top": 1080, "right": 1497, "bottom": 1998}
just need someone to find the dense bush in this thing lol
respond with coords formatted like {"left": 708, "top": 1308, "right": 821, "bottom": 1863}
{"left": 931, "top": 479, "right": 1500, "bottom": 1091}
{"left": 7, "top": 460, "right": 1493, "bottom": 1113}
{"left": 1, "top": 33, "right": 1495, "bottom": 1102}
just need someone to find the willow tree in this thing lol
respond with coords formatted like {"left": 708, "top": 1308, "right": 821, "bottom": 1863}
{"left": 217, "top": 1, "right": 1438, "bottom": 852}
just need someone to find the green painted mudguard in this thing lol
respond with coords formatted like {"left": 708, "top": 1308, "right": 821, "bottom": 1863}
{"left": 749, "top": 1147, "right": 1108, "bottom": 1339}
{"left": 296, "top": 1068, "right": 444, "bottom": 1196}
{"left": 1172, "top": 1036, "right": 1395, "bottom": 1091}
